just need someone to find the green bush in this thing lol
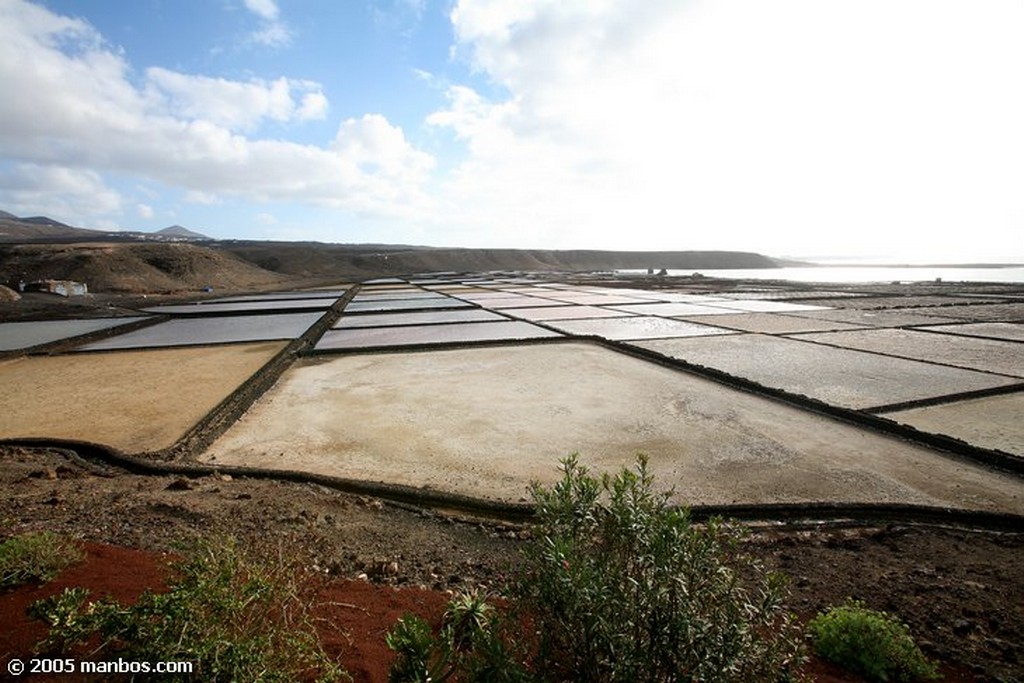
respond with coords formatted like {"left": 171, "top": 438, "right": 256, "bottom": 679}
{"left": 808, "top": 600, "right": 939, "bottom": 682}
{"left": 387, "top": 455, "right": 806, "bottom": 682}
{"left": 518, "top": 454, "right": 805, "bottom": 682}
{"left": 30, "top": 536, "right": 348, "bottom": 682}
{"left": 0, "top": 531, "right": 84, "bottom": 588}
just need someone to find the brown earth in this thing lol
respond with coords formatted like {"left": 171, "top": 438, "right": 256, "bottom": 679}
{"left": 0, "top": 243, "right": 294, "bottom": 295}
{"left": 1, "top": 445, "right": 1020, "bottom": 682}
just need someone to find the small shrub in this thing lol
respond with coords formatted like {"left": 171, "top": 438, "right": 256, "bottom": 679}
{"left": 30, "top": 535, "right": 348, "bottom": 682}
{"left": 386, "top": 589, "right": 528, "bottom": 683}
{"left": 386, "top": 612, "right": 444, "bottom": 683}
{"left": 0, "top": 531, "right": 84, "bottom": 588}
{"left": 444, "top": 588, "right": 494, "bottom": 651}
{"left": 808, "top": 600, "right": 939, "bottom": 682}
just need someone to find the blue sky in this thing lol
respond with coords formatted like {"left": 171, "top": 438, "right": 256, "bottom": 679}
{"left": 1, "top": 0, "right": 1022, "bottom": 262}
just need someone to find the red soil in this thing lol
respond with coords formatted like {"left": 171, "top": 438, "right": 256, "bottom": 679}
{"left": 0, "top": 542, "right": 980, "bottom": 682}
{"left": 0, "top": 542, "right": 445, "bottom": 683}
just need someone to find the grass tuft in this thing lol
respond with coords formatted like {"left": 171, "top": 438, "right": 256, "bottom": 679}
{"left": 0, "top": 531, "right": 84, "bottom": 588}
{"left": 30, "top": 535, "right": 349, "bottom": 682}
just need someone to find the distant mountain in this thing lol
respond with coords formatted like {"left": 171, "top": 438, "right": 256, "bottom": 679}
{"left": 0, "top": 211, "right": 213, "bottom": 243}
{"left": 155, "top": 225, "right": 210, "bottom": 240}
{"left": 20, "top": 215, "right": 76, "bottom": 229}
{"left": 0, "top": 212, "right": 105, "bottom": 241}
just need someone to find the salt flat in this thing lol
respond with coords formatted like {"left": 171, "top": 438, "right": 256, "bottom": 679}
{"left": 200, "top": 342, "right": 1022, "bottom": 513}
{"left": 887, "top": 392, "right": 1024, "bottom": 457}
{"left": 0, "top": 342, "right": 285, "bottom": 452}
{"left": 795, "top": 328, "right": 1024, "bottom": 378}
{"left": 631, "top": 334, "right": 1019, "bottom": 409}
{"left": 0, "top": 317, "right": 148, "bottom": 351}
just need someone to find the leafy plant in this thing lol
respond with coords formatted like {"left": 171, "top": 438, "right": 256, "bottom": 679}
{"left": 386, "top": 612, "right": 451, "bottom": 683}
{"left": 30, "top": 535, "right": 348, "bottom": 682}
{"left": 0, "top": 531, "right": 84, "bottom": 588}
{"left": 445, "top": 588, "right": 493, "bottom": 650}
{"left": 517, "top": 454, "right": 805, "bottom": 682}
{"left": 386, "top": 589, "right": 528, "bottom": 683}
{"left": 388, "top": 455, "right": 806, "bottom": 682}
{"left": 808, "top": 600, "right": 939, "bottom": 682}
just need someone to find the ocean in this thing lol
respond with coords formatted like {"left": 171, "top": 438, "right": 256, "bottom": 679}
{"left": 619, "top": 266, "right": 1024, "bottom": 284}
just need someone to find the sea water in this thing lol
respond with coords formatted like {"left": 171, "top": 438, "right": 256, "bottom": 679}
{"left": 620, "top": 266, "right": 1024, "bottom": 284}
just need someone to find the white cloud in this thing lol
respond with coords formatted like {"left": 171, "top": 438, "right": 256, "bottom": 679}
{"left": 431, "top": 0, "right": 1024, "bottom": 259}
{"left": 3, "top": 0, "right": 1021, "bottom": 259}
{"left": 241, "top": 0, "right": 291, "bottom": 47}
{"left": 244, "top": 0, "right": 279, "bottom": 22}
{"left": 334, "top": 114, "right": 434, "bottom": 178}
{"left": 136, "top": 203, "right": 154, "bottom": 219}
{"left": 298, "top": 91, "right": 329, "bottom": 120}
{"left": 0, "top": 163, "right": 122, "bottom": 221}
{"left": 249, "top": 21, "right": 292, "bottom": 48}
{"left": 146, "top": 69, "right": 328, "bottom": 131}
{"left": 184, "top": 190, "right": 221, "bottom": 206}
{"left": 0, "top": 0, "right": 433, "bottom": 225}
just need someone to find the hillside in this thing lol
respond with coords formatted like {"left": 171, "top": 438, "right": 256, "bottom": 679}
{"left": 0, "top": 209, "right": 782, "bottom": 294}
{"left": 223, "top": 242, "right": 778, "bottom": 279}
{"left": 0, "top": 242, "right": 292, "bottom": 294}
{"left": 0, "top": 239, "right": 780, "bottom": 295}
{"left": 0, "top": 214, "right": 102, "bottom": 241}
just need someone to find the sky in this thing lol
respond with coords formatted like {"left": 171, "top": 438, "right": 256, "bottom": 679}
{"left": 0, "top": 0, "right": 1022, "bottom": 263}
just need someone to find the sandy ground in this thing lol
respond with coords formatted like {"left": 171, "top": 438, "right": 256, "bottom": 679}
{"left": 0, "top": 342, "right": 285, "bottom": 452}
{"left": 201, "top": 342, "right": 1023, "bottom": 513}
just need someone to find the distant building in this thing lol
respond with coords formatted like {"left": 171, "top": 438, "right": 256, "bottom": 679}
{"left": 23, "top": 279, "right": 88, "bottom": 297}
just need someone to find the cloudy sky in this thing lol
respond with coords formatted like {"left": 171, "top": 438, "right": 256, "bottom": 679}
{"left": 1, "top": 0, "right": 1021, "bottom": 262}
